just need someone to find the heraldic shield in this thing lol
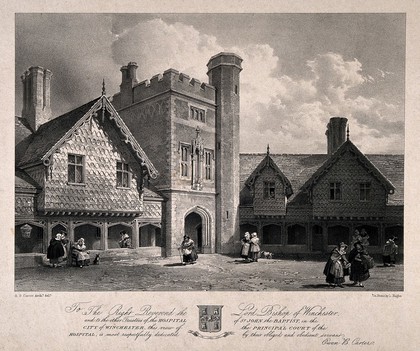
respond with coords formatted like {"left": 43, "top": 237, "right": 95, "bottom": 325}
{"left": 197, "top": 305, "right": 223, "bottom": 333}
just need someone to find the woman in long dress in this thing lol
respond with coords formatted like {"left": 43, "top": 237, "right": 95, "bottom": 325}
{"left": 179, "top": 235, "right": 197, "bottom": 265}
{"left": 348, "top": 242, "right": 371, "bottom": 287}
{"left": 73, "top": 238, "right": 90, "bottom": 268}
{"left": 47, "top": 233, "right": 65, "bottom": 268}
{"left": 240, "top": 232, "right": 251, "bottom": 261}
{"left": 382, "top": 237, "right": 398, "bottom": 267}
{"left": 60, "top": 232, "right": 70, "bottom": 263}
{"left": 323, "top": 242, "right": 349, "bottom": 288}
{"left": 250, "top": 232, "right": 260, "bottom": 262}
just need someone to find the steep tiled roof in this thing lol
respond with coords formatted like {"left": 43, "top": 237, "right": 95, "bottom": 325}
{"left": 17, "top": 96, "right": 158, "bottom": 180}
{"left": 300, "top": 140, "right": 395, "bottom": 194}
{"left": 244, "top": 153, "right": 294, "bottom": 197}
{"left": 143, "top": 186, "right": 164, "bottom": 200}
{"left": 15, "top": 116, "right": 33, "bottom": 144}
{"left": 240, "top": 153, "right": 327, "bottom": 202}
{"left": 240, "top": 152, "right": 404, "bottom": 206}
{"left": 15, "top": 169, "right": 41, "bottom": 191}
{"left": 18, "top": 98, "right": 99, "bottom": 168}
{"left": 367, "top": 154, "right": 404, "bottom": 205}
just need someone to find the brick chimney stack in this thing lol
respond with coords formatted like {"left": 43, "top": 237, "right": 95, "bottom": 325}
{"left": 21, "top": 66, "right": 52, "bottom": 132}
{"left": 326, "top": 117, "right": 348, "bottom": 155}
{"left": 120, "top": 62, "right": 138, "bottom": 108}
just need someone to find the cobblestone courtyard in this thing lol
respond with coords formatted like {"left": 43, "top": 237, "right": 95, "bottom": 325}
{"left": 15, "top": 251, "right": 404, "bottom": 292}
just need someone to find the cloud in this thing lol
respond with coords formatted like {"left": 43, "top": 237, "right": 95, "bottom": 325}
{"left": 238, "top": 51, "right": 403, "bottom": 153}
{"left": 110, "top": 20, "right": 403, "bottom": 154}
{"left": 16, "top": 15, "right": 404, "bottom": 154}
{"left": 111, "top": 19, "right": 222, "bottom": 82}
{"left": 377, "top": 68, "right": 395, "bottom": 78}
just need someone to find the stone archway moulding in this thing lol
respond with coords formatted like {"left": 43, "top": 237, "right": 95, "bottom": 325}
{"left": 184, "top": 206, "right": 212, "bottom": 249}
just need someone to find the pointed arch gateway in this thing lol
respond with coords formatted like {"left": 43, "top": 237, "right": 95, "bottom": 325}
{"left": 184, "top": 206, "right": 213, "bottom": 254}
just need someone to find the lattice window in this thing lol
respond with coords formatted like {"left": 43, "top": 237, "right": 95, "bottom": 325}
{"left": 359, "top": 182, "right": 371, "bottom": 201}
{"left": 263, "top": 181, "right": 276, "bottom": 199}
{"left": 116, "top": 161, "right": 131, "bottom": 188}
{"left": 180, "top": 144, "right": 190, "bottom": 177}
{"left": 190, "top": 106, "right": 205, "bottom": 122}
{"left": 68, "top": 154, "right": 84, "bottom": 184}
{"left": 329, "top": 182, "right": 342, "bottom": 200}
{"left": 204, "top": 149, "right": 213, "bottom": 180}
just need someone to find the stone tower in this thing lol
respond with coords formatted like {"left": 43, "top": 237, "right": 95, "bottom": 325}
{"left": 207, "top": 52, "right": 243, "bottom": 253}
{"left": 21, "top": 66, "right": 52, "bottom": 132}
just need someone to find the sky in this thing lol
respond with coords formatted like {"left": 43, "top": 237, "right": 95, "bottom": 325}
{"left": 15, "top": 13, "right": 405, "bottom": 154}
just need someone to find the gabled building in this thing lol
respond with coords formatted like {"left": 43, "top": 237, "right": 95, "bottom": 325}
{"left": 15, "top": 67, "right": 163, "bottom": 257}
{"left": 15, "top": 56, "right": 404, "bottom": 261}
{"left": 239, "top": 117, "right": 404, "bottom": 255}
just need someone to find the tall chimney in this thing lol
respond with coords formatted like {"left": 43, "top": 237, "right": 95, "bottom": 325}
{"left": 326, "top": 117, "right": 348, "bottom": 155}
{"left": 119, "top": 62, "right": 138, "bottom": 108}
{"left": 21, "top": 66, "right": 52, "bottom": 132}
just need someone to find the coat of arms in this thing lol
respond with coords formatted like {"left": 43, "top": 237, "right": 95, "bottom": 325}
{"left": 188, "top": 305, "right": 233, "bottom": 339}
{"left": 198, "top": 305, "right": 222, "bottom": 333}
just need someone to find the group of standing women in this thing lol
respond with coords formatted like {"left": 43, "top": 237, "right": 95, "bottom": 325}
{"left": 46, "top": 233, "right": 90, "bottom": 268}
{"left": 240, "top": 232, "right": 260, "bottom": 262}
{"left": 323, "top": 238, "right": 373, "bottom": 288}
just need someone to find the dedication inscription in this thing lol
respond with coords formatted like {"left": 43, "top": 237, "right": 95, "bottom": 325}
{"left": 65, "top": 302, "right": 187, "bottom": 341}
{"left": 231, "top": 303, "right": 375, "bottom": 346}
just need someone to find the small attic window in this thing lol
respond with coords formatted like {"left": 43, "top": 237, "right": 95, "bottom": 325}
{"left": 116, "top": 161, "right": 131, "bottom": 188}
{"left": 263, "top": 181, "right": 275, "bottom": 199}
{"left": 359, "top": 182, "right": 371, "bottom": 201}
{"left": 68, "top": 154, "right": 85, "bottom": 184}
{"left": 330, "top": 182, "right": 342, "bottom": 201}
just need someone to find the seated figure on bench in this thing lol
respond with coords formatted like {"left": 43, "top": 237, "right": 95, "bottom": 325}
{"left": 73, "top": 238, "right": 90, "bottom": 268}
{"left": 118, "top": 231, "right": 132, "bottom": 248}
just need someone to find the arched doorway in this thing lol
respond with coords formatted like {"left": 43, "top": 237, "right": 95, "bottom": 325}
{"left": 184, "top": 206, "right": 212, "bottom": 253}
{"left": 139, "top": 224, "right": 161, "bottom": 247}
{"left": 185, "top": 212, "right": 202, "bottom": 252}
{"left": 15, "top": 223, "right": 44, "bottom": 253}
{"left": 240, "top": 224, "right": 258, "bottom": 238}
{"left": 52, "top": 223, "right": 67, "bottom": 237}
{"left": 287, "top": 224, "right": 306, "bottom": 245}
{"left": 262, "top": 224, "right": 281, "bottom": 245}
{"left": 108, "top": 224, "right": 132, "bottom": 249}
{"left": 74, "top": 224, "right": 101, "bottom": 250}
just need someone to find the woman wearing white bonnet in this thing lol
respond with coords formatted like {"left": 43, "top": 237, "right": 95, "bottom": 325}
{"left": 73, "top": 238, "right": 91, "bottom": 268}
{"left": 46, "top": 233, "right": 65, "bottom": 268}
{"left": 250, "top": 232, "right": 261, "bottom": 262}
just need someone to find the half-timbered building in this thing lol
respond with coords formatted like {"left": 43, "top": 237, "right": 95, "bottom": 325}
{"left": 15, "top": 57, "right": 404, "bottom": 263}
{"left": 15, "top": 68, "right": 163, "bottom": 262}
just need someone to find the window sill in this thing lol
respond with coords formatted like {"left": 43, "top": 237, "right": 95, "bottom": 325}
{"left": 116, "top": 186, "right": 131, "bottom": 190}
{"left": 67, "top": 182, "right": 86, "bottom": 187}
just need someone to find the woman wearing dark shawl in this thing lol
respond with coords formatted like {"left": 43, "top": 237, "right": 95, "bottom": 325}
{"left": 179, "top": 235, "right": 198, "bottom": 265}
{"left": 323, "top": 242, "right": 349, "bottom": 288}
{"left": 47, "top": 233, "right": 65, "bottom": 268}
{"left": 348, "top": 242, "right": 371, "bottom": 287}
